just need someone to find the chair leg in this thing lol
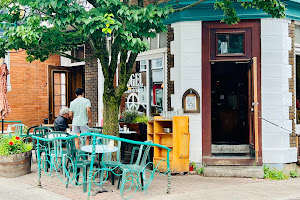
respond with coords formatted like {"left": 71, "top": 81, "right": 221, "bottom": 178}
{"left": 76, "top": 168, "right": 80, "bottom": 185}
{"left": 117, "top": 170, "right": 123, "bottom": 190}
{"left": 111, "top": 171, "right": 115, "bottom": 185}
{"left": 140, "top": 172, "right": 144, "bottom": 190}
{"left": 83, "top": 167, "right": 87, "bottom": 193}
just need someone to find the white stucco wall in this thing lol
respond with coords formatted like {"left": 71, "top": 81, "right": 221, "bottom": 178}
{"left": 261, "top": 18, "right": 297, "bottom": 163}
{"left": 60, "top": 51, "right": 85, "bottom": 67}
{"left": 170, "top": 21, "right": 202, "bottom": 163}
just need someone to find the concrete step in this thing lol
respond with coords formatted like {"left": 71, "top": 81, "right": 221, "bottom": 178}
{"left": 204, "top": 166, "right": 264, "bottom": 179}
{"left": 211, "top": 144, "right": 250, "bottom": 154}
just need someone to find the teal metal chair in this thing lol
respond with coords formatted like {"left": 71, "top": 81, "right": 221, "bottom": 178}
{"left": 11, "top": 123, "right": 25, "bottom": 136}
{"left": 99, "top": 138, "right": 122, "bottom": 185}
{"left": 66, "top": 136, "right": 98, "bottom": 193}
{"left": 32, "top": 127, "right": 54, "bottom": 162}
{"left": 45, "top": 131, "right": 70, "bottom": 176}
{"left": 117, "top": 141, "right": 153, "bottom": 190}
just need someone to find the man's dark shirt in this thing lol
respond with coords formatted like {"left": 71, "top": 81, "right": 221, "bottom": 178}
{"left": 54, "top": 115, "right": 68, "bottom": 131}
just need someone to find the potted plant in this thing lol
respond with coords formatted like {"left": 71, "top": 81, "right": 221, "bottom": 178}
{"left": 119, "top": 110, "right": 148, "bottom": 141}
{"left": 0, "top": 134, "right": 33, "bottom": 177}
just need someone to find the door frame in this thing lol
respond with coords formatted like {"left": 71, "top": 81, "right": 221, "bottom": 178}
{"left": 48, "top": 65, "right": 84, "bottom": 123}
{"left": 202, "top": 20, "right": 262, "bottom": 165}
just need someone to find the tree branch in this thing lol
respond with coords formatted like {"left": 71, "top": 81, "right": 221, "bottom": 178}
{"left": 174, "top": 0, "right": 208, "bottom": 12}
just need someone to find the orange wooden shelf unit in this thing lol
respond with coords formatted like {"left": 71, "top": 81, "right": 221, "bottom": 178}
{"left": 147, "top": 116, "right": 190, "bottom": 173}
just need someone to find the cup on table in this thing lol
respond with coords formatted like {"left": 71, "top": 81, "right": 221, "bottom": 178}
{"left": 66, "top": 128, "right": 71, "bottom": 134}
{"left": 96, "top": 122, "right": 100, "bottom": 127}
{"left": 123, "top": 125, "right": 127, "bottom": 132}
{"left": 109, "top": 139, "right": 114, "bottom": 148}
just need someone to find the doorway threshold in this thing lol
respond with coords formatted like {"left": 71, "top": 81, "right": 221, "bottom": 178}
{"left": 203, "top": 156, "right": 262, "bottom": 166}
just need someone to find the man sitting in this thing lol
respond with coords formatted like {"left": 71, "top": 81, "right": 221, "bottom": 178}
{"left": 54, "top": 106, "right": 69, "bottom": 132}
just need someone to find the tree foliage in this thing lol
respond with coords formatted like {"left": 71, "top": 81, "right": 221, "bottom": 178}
{"left": 0, "top": 0, "right": 286, "bottom": 135}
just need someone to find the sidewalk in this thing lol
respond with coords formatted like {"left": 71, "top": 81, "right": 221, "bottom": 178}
{"left": 1, "top": 163, "right": 300, "bottom": 200}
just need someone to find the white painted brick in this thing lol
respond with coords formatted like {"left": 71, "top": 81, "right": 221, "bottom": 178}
{"left": 180, "top": 21, "right": 202, "bottom": 40}
{"left": 181, "top": 38, "right": 201, "bottom": 53}
{"left": 262, "top": 93, "right": 290, "bottom": 106}
{"left": 262, "top": 106, "right": 289, "bottom": 120}
{"left": 261, "top": 78, "right": 288, "bottom": 93}
{"left": 261, "top": 64, "right": 291, "bottom": 79}
{"left": 179, "top": 52, "right": 202, "bottom": 67}
{"left": 262, "top": 134, "right": 290, "bottom": 149}
{"left": 181, "top": 66, "right": 201, "bottom": 80}
{"left": 263, "top": 148, "right": 297, "bottom": 163}
{"left": 261, "top": 35, "right": 291, "bottom": 50}
{"left": 261, "top": 50, "right": 289, "bottom": 65}
{"left": 261, "top": 18, "right": 290, "bottom": 37}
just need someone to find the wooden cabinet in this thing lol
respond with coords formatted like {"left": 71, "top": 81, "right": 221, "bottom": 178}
{"left": 147, "top": 116, "right": 190, "bottom": 173}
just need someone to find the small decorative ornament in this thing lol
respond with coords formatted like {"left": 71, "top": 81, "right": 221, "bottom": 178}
{"left": 8, "top": 141, "right": 13, "bottom": 145}
{"left": 15, "top": 136, "right": 20, "bottom": 140}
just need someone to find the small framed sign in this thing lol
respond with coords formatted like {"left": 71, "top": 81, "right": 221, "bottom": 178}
{"left": 182, "top": 88, "right": 200, "bottom": 113}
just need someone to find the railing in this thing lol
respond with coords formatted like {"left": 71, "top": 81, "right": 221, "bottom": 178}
{"left": 32, "top": 132, "right": 171, "bottom": 200}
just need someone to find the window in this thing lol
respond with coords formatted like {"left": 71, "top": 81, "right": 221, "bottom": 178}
{"left": 122, "top": 57, "right": 165, "bottom": 116}
{"left": 71, "top": 46, "right": 84, "bottom": 63}
{"left": 149, "top": 32, "right": 168, "bottom": 50}
{"left": 217, "top": 34, "right": 244, "bottom": 55}
{"left": 54, "top": 73, "right": 67, "bottom": 117}
{"left": 210, "top": 28, "right": 251, "bottom": 60}
{"left": 140, "top": 60, "right": 147, "bottom": 72}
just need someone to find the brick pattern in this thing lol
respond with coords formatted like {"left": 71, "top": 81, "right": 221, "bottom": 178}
{"left": 84, "top": 44, "right": 98, "bottom": 126}
{"left": 5, "top": 51, "right": 60, "bottom": 128}
{"left": 167, "top": 25, "right": 174, "bottom": 111}
{"left": 288, "top": 21, "right": 297, "bottom": 148}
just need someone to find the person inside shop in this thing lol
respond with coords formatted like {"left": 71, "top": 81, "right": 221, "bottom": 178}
{"left": 54, "top": 106, "right": 69, "bottom": 132}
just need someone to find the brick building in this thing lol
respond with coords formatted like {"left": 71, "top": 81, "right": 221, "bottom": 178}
{"left": 2, "top": 51, "right": 60, "bottom": 128}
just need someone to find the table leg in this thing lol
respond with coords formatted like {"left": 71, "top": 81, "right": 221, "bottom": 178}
{"left": 91, "top": 153, "right": 112, "bottom": 196}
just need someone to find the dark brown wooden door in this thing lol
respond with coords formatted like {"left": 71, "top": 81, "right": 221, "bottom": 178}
{"left": 248, "top": 57, "right": 259, "bottom": 161}
{"left": 48, "top": 65, "right": 84, "bottom": 123}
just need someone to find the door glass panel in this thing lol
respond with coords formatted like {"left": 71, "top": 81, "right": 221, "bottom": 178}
{"left": 217, "top": 34, "right": 244, "bottom": 54}
{"left": 53, "top": 72, "right": 67, "bottom": 117}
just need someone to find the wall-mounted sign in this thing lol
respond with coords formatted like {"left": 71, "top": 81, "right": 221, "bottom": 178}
{"left": 182, "top": 88, "right": 200, "bottom": 113}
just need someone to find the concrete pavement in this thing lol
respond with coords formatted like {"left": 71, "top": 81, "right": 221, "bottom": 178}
{"left": 1, "top": 163, "right": 300, "bottom": 200}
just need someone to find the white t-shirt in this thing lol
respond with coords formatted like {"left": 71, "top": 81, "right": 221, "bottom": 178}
{"left": 70, "top": 97, "right": 91, "bottom": 126}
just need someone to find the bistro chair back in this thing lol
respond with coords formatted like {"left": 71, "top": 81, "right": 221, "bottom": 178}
{"left": 32, "top": 127, "right": 54, "bottom": 161}
{"left": 45, "top": 132, "right": 71, "bottom": 175}
{"left": 117, "top": 141, "right": 153, "bottom": 190}
{"left": 11, "top": 123, "right": 25, "bottom": 136}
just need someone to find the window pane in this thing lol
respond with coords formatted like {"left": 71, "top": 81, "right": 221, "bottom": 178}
{"left": 61, "top": 94, "right": 66, "bottom": 106}
{"left": 296, "top": 25, "right": 300, "bottom": 44}
{"left": 159, "top": 32, "right": 167, "bottom": 48}
{"left": 54, "top": 73, "right": 61, "bottom": 84}
{"left": 218, "top": 34, "right": 244, "bottom": 54}
{"left": 61, "top": 73, "right": 66, "bottom": 84}
{"left": 150, "top": 36, "right": 158, "bottom": 50}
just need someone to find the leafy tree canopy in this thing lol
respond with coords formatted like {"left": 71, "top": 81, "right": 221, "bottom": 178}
{"left": 0, "top": 0, "right": 286, "bottom": 135}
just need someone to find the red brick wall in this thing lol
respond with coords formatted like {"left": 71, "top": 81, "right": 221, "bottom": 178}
{"left": 4, "top": 51, "right": 60, "bottom": 128}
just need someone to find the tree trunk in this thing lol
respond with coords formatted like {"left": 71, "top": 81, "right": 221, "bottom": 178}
{"left": 103, "top": 94, "right": 120, "bottom": 137}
